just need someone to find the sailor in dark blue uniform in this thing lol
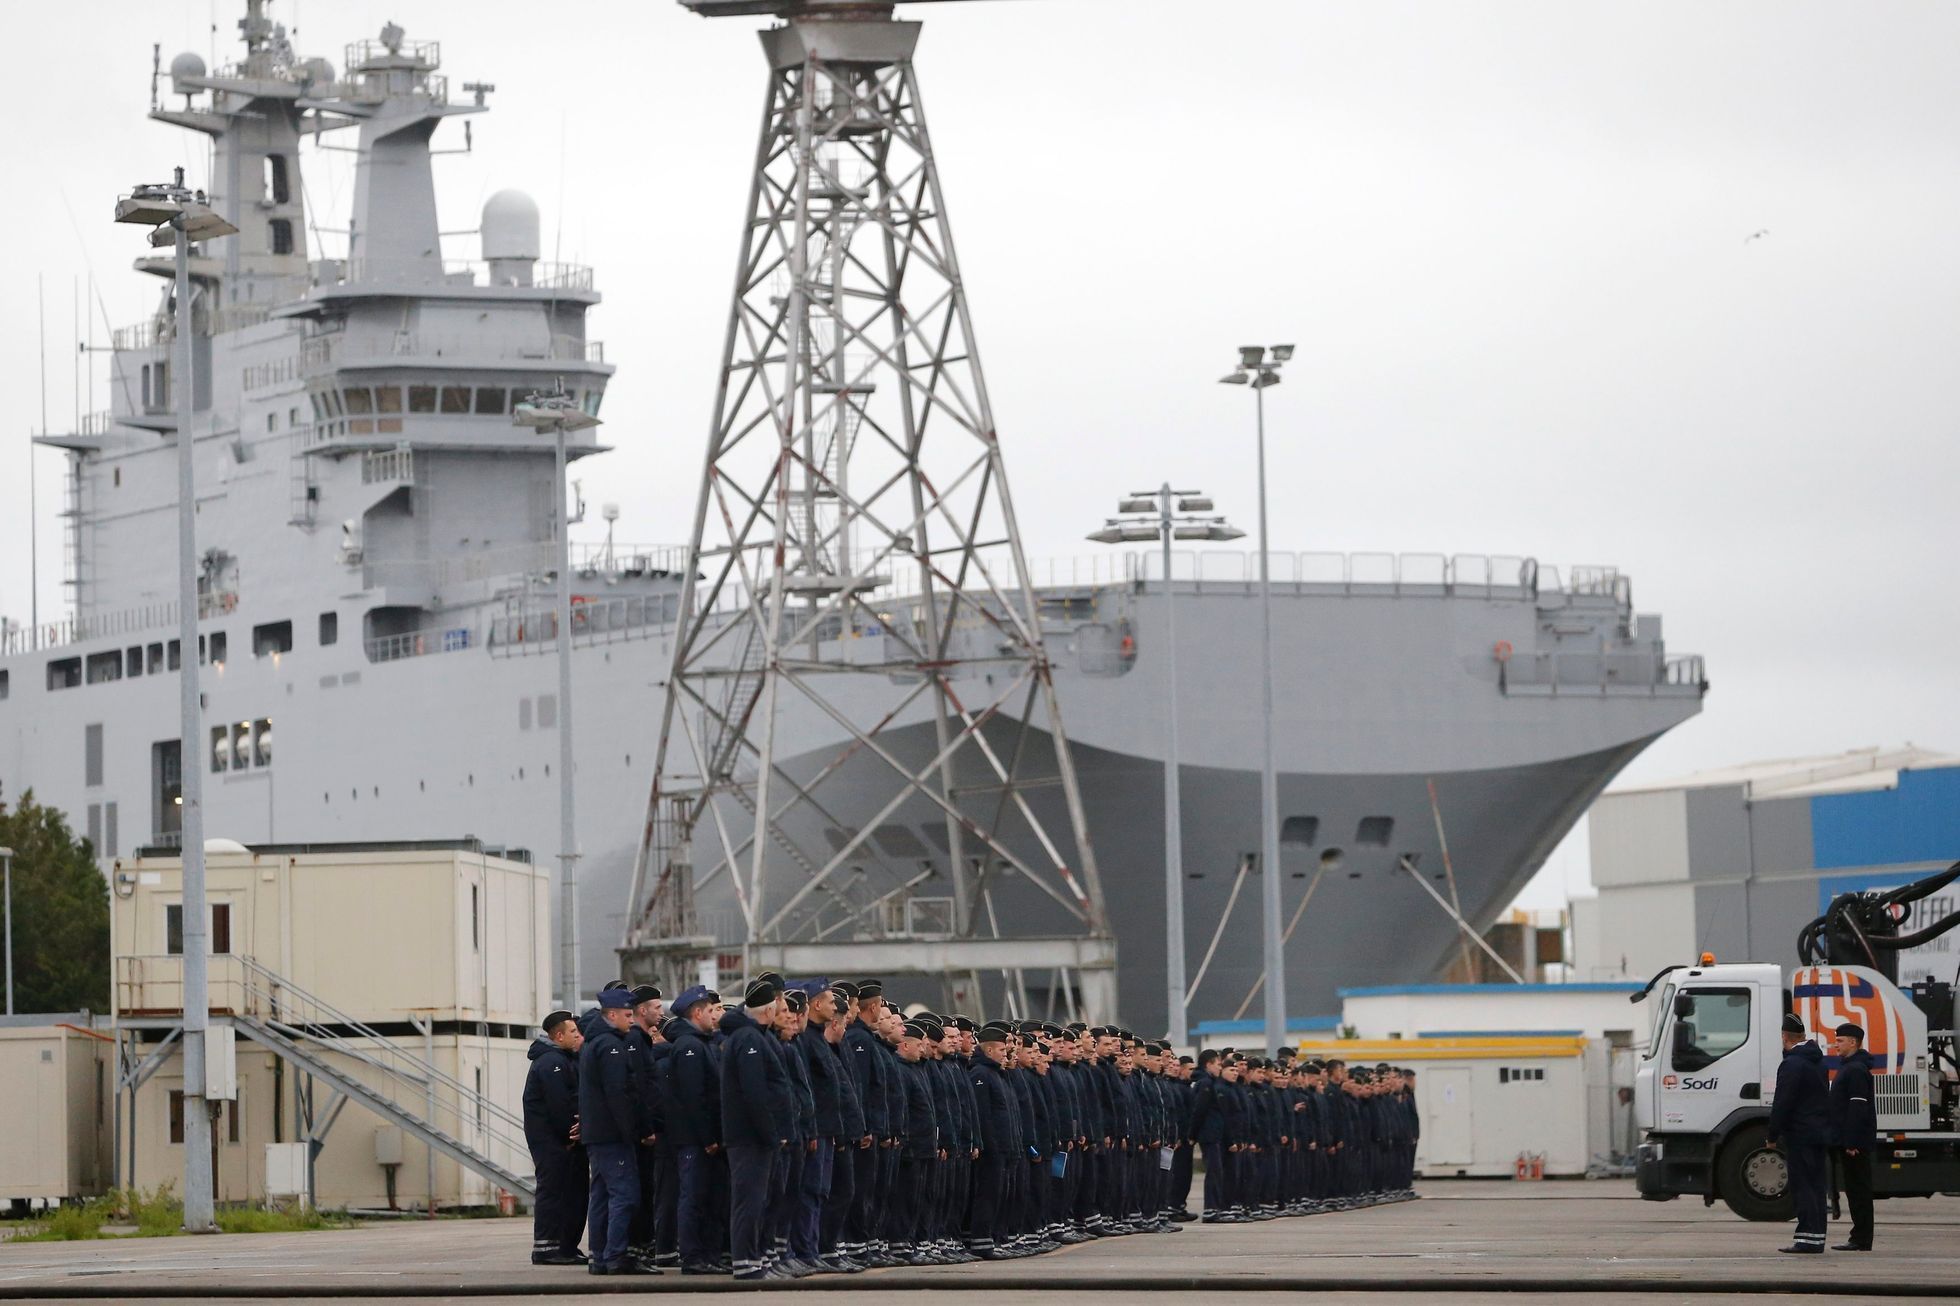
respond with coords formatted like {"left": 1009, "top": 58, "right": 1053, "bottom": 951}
{"left": 623, "top": 984, "right": 667, "bottom": 1272}
{"left": 523, "top": 1009, "right": 588, "bottom": 1265}
{"left": 578, "top": 986, "right": 656, "bottom": 1275}
{"left": 664, "top": 985, "right": 727, "bottom": 1274}
{"left": 720, "top": 976, "right": 793, "bottom": 1281}
{"left": 1829, "top": 1021, "right": 1877, "bottom": 1251}
{"left": 1768, "top": 1012, "right": 1832, "bottom": 1254}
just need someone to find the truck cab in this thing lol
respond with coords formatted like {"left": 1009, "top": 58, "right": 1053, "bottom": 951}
{"left": 1634, "top": 960, "right": 1792, "bottom": 1219}
{"left": 1635, "top": 955, "right": 1953, "bottom": 1220}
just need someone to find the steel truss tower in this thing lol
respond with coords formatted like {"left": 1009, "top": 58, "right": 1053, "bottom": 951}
{"left": 621, "top": 1, "right": 1115, "bottom": 1021}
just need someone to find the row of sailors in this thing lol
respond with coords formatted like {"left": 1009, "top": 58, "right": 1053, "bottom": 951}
{"left": 523, "top": 974, "right": 1418, "bottom": 1279}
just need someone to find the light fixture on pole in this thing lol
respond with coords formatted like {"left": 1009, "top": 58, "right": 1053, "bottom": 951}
{"left": 115, "top": 167, "right": 237, "bottom": 1235}
{"left": 1, "top": 845, "right": 14, "bottom": 1017}
{"left": 513, "top": 386, "right": 602, "bottom": 1008}
{"left": 1087, "top": 487, "right": 1243, "bottom": 1046}
{"left": 1219, "top": 342, "right": 1293, "bottom": 1054}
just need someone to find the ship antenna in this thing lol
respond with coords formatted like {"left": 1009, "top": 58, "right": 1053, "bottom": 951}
{"left": 150, "top": 44, "right": 161, "bottom": 112}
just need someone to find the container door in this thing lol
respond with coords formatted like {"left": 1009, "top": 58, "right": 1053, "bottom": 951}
{"left": 1423, "top": 1066, "right": 1474, "bottom": 1169}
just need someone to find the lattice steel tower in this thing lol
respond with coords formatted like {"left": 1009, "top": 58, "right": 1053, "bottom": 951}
{"left": 621, "top": 0, "right": 1114, "bottom": 1020}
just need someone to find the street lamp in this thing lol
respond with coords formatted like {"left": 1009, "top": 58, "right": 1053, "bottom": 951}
{"left": 1, "top": 846, "right": 14, "bottom": 1016}
{"left": 513, "top": 386, "right": 601, "bottom": 1008}
{"left": 115, "top": 168, "right": 236, "bottom": 1236}
{"left": 1087, "top": 488, "right": 1244, "bottom": 1047}
{"left": 1219, "top": 343, "right": 1293, "bottom": 1055}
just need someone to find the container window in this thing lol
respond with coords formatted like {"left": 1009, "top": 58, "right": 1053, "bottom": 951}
{"left": 212, "top": 902, "right": 232, "bottom": 955}
{"left": 169, "top": 1090, "right": 185, "bottom": 1144}
{"left": 167, "top": 904, "right": 184, "bottom": 955}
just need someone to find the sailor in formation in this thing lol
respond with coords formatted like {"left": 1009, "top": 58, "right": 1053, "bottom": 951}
{"left": 521, "top": 978, "right": 1417, "bottom": 1277}
{"left": 1189, "top": 1050, "right": 1420, "bottom": 1221}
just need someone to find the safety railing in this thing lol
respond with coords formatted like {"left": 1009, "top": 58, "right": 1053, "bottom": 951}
{"left": 1501, "top": 651, "right": 1705, "bottom": 696}
{"left": 316, "top": 259, "right": 593, "bottom": 293}
{"left": 301, "top": 328, "right": 605, "bottom": 372}
{"left": 1, "top": 591, "right": 235, "bottom": 658}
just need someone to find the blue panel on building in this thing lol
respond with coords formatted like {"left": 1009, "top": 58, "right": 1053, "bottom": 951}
{"left": 1809, "top": 767, "right": 1960, "bottom": 870}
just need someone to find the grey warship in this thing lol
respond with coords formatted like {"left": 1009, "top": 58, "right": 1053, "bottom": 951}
{"left": 0, "top": 2, "right": 1705, "bottom": 1032}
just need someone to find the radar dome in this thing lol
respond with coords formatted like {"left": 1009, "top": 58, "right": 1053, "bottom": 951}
{"left": 204, "top": 837, "right": 250, "bottom": 854}
{"left": 482, "top": 190, "right": 542, "bottom": 263}
{"left": 300, "top": 57, "right": 335, "bottom": 86}
{"left": 170, "top": 51, "right": 207, "bottom": 93}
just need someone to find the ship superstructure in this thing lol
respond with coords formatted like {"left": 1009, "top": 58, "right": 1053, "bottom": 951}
{"left": 1, "top": 2, "right": 1707, "bottom": 1031}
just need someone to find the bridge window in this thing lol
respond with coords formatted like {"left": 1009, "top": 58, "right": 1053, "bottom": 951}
{"left": 474, "top": 387, "right": 506, "bottom": 415}
{"left": 441, "top": 386, "right": 471, "bottom": 414}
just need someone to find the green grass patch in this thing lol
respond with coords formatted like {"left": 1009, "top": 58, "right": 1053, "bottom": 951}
{"left": 15, "top": 1186, "right": 352, "bottom": 1241}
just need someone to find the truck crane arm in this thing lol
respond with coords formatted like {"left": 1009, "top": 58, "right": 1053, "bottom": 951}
{"left": 1797, "top": 859, "right": 1960, "bottom": 975}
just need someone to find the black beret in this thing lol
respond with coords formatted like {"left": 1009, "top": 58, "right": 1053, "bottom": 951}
{"left": 925, "top": 1024, "right": 945, "bottom": 1042}
{"left": 1178, "top": 1055, "right": 1194, "bottom": 1065}
{"left": 977, "top": 1022, "right": 1012, "bottom": 1043}
{"left": 630, "top": 984, "right": 661, "bottom": 1004}
{"left": 1066, "top": 1022, "right": 1088, "bottom": 1033}
{"left": 745, "top": 978, "right": 781, "bottom": 1009}
{"left": 856, "top": 979, "right": 884, "bottom": 999}
{"left": 831, "top": 981, "right": 858, "bottom": 1000}
{"left": 901, "top": 1021, "right": 926, "bottom": 1040}
{"left": 755, "top": 971, "right": 785, "bottom": 989}
{"left": 603, "top": 978, "right": 627, "bottom": 992}
{"left": 952, "top": 1015, "right": 975, "bottom": 1032}
{"left": 1042, "top": 1023, "right": 1065, "bottom": 1039}
{"left": 784, "top": 989, "right": 808, "bottom": 1012}
{"left": 659, "top": 1015, "right": 686, "bottom": 1040}
{"left": 541, "top": 1009, "right": 575, "bottom": 1033}
{"left": 1835, "top": 1022, "right": 1864, "bottom": 1041}
{"left": 1781, "top": 1012, "right": 1806, "bottom": 1036}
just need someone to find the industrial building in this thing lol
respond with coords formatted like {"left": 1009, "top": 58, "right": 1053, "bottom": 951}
{"left": 93, "top": 840, "right": 547, "bottom": 1210}
{"left": 1571, "top": 747, "right": 1960, "bottom": 984}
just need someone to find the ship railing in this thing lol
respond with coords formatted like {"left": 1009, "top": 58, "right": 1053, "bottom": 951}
{"left": 0, "top": 592, "right": 236, "bottom": 658}
{"left": 569, "top": 542, "right": 691, "bottom": 577}
{"left": 487, "top": 592, "right": 693, "bottom": 656}
{"left": 345, "top": 37, "right": 441, "bottom": 72}
{"left": 299, "top": 328, "right": 604, "bottom": 374}
{"left": 112, "top": 319, "right": 169, "bottom": 352}
{"left": 1501, "top": 650, "right": 1705, "bottom": 696}
{"left": 364, "top": 627, "right": 476, "bottom": 664}
{"left": 318, "top": 260, "right": 593, "bottom": 293}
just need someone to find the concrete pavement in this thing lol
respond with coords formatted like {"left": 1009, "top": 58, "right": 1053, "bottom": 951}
{"left": 0, "top": 1181, "right": 1954, "bottom": 1299}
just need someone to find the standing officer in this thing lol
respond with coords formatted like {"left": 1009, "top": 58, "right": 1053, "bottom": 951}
{"left": 1829, "top": 1021, "right": 1877, "bottom": 1251}
{"left": 1767, "top": 1012, "right": 1832, "bottom": 1254}
{"left": 624, "top": 984, "right": 667, "bottom": 1272}
{"left": 578, "top": 988, "right": 655, "bottom": 1275}
{"left": 721, "top": 976, "right": 793, "bottom": 1281}
{"left": 523, "top": 1010, "right": 587, "bottom": 1266}
{"left": 665, "top": 985, "right": 726, "bottom": 1274}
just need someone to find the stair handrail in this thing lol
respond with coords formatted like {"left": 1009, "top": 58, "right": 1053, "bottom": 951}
{"left": 230, "top": 954, "right": 532, "bottom": 1141}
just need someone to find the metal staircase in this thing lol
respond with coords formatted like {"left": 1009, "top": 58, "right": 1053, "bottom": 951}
{"left": 120, "top": 953, "right": 535, "bottom": 1202}
{"left": 225, "top": 955, "right": 535, "bottom": 1201}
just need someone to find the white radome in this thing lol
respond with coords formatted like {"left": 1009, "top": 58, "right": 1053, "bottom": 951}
{"left": 481, "top": 189, "right": 541, "bottom": 263}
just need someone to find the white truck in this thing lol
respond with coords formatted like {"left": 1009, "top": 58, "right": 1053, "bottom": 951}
{"left": 1629, "top": 865, "right": 1960, "bottom": 1220}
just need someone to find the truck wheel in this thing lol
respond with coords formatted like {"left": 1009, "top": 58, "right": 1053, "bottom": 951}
{"left": 1716, "top": 1125, "right": 1793, "bottom": 1222}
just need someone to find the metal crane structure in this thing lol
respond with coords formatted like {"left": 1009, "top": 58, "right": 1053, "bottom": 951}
{"left": 620, "top": 0, "right": 1116, "bottom": 1021}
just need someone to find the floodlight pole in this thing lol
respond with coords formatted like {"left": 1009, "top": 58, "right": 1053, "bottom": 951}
{"left": 553, "top": 409, "right": 580, "bottom": 1008}
{"left": 1253, "top": 377, "right": 1285, "bottom": 1056}
{"left": 2, "top": 847, "right": 14, "bottom": 1016}
{"left": 170, "top": 192, "right": 216, "bottom": 1236}
{"left": 1152, "top": 484, "right": 1189, "bottom": 1048}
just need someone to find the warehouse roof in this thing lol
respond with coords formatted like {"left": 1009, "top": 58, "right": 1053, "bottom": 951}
{"left": 1607, "top": 746, "right": 1959, "bottom": 801}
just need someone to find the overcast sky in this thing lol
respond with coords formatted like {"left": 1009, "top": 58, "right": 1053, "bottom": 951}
{"left": 4, "top": 0, "right": 1956, "bottom": 911}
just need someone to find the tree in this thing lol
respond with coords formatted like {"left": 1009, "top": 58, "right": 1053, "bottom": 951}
{"left": 0, "top": 786, "right": 110, "bottom": 1013}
